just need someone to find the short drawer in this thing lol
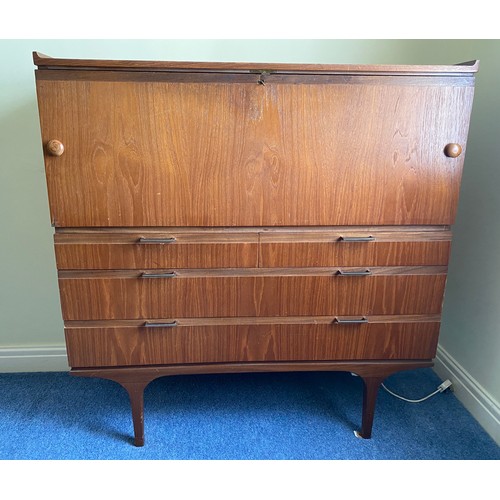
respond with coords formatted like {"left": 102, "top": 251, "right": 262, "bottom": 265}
{"left": 54, "top": 231, "right": 259, "bottom": 269}
{"left": 58, "top": 268, "right": 447, "bottom": 320}
{"left": 259, "top": 229, "right": 452, "bottom": 267}
{"left": 64, "top": 318, "right": 440, "bottom": 367}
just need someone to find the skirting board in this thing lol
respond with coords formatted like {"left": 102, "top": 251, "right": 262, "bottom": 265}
{"left": 0, "top": 346, "right": 69, "bottom": 373}
{"left": 434, "top": 345, "right": 500, "bottom": 445}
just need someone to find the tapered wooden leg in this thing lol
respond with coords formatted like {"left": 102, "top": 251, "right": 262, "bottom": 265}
{"left": 356, "top": 376, "right": 384, "bottom": 439}
{"left": 71, "top": 368, "right": 160, "bottom": 446}
{"left": 121, "top": 382, "right": 148, "bottom": 446}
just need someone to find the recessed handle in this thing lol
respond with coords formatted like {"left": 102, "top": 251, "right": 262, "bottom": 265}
{"left": 335, "top": 269, "right": 372, "bottom": 276}
{"left": 338, "top": 236, "right": 375, "bottom": 242}
{"left": 333, "top": 317, "right": 368, "bottom": 324}
{"left": 46, "top": 139, "right": 65, "bottom": 156}
{"left": 143, "top": 321, "right": 178, "bottom": 328}
{"left": 137, "top": 237, "right": 176, "bottom": 244}
{"left": 140, "top": 271, "right": 177, "bottom": 278}
{"left": 444, "top": 143, "right": 462, "bottom": 158}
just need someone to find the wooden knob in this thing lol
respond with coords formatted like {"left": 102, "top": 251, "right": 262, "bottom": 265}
{"left": 46, "top": 139, "right": 65, "bottom": 157}
{"left": 444, "top": 143, "right": 462, "bottom": 158}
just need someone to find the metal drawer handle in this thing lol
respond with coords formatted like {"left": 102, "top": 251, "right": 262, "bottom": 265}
{"left": 335, "top": 269, "right": 372, "bottom": 276}
{"left": 140, "top": 271, "right": 177, "bottom": 278}
{"left": 137, "top": 237, "right": 176, "bottom": 244}
{"left": 338, "top": 236, "right": 375, "bottom": 242}
{"left": 333, "top": 317, "right": 368, "bottom": 324}
{"left": 143, "top": 321, "right": 178, "bottom": 328}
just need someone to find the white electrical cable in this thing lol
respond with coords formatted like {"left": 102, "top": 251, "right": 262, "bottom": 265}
{"left": 381, "top": 379, "right": 452, "bottom": 403}
{"left": 381, "top": 383, "right": 440, "bottom": 403}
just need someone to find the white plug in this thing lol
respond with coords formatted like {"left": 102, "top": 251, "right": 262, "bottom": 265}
{"left": 438, "top": 379, "right": 453, "bottom": 392}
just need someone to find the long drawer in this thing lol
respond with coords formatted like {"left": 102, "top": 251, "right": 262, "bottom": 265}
{"left": 64, "top": 317, "right": 440, "bottom": 367}
{"left": 58, "top": 268, "right": 447, "bottom": 320}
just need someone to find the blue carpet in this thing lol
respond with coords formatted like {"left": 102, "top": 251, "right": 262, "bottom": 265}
{"left": 0, "top": 368, "right": 498, "bottom": 459}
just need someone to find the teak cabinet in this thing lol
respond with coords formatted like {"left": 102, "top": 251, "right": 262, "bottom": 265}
{"left": 33, "top": 53, "right": 478, "bottom": 446}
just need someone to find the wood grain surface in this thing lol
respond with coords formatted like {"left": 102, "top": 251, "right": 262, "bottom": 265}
{"left": 64, "top": 321, "right": 440, "bottom": 367}
{"left": 64, "top": 314, "right": 442, "bottom": 328}
{"left": 58, "top": 266, "right": 447, "bottom": 278}
{"left": 54, "top": 229, "right": 451, "bottom": 269}
{"left": 36, "top": 78, "right": 474, "bottom": 227}
{"left": 71, "top": 360, "right": 435, "bottom": 378}
{"left": 35, "top": 70, "right": 476, "bottom": 87}
{"left": 58, "top": 274, "right": 447, "bottom": 320}
{"left": 55, "top": 240, "right": 258, "bottom": 269}
{"left": 260, "top": 241, "right": 451, "bottom": 267}
{"left": 33, "top": 52, "right": 479, "bottom": 75}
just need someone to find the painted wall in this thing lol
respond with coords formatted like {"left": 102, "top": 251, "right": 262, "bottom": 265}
{"left": 0, "top": 40, "right": 498, "bottom": 404}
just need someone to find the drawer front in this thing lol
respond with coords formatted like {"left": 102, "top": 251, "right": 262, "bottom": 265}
{"left": 55, "top": 229, "right": 450, "bottom": 269}
{"left": 55, "top": 232, "right": 259, "bottom": 269}
{"left": 58, "top": 271, "right": 447, "bottom": 320}
{"left": 36, "top": 76, "right": 474, "bottom": 227}
{"left": 260, "top": 230, "right": 451, "bottom": 267}
{"left": 65, "top": 321, "right": 440, "bottom": 367}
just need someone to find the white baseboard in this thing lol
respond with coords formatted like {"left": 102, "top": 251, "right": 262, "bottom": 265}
{"left": 434, "top": 345, "right": 500, "bottom": 446}
{"left": 0, "top": 346, "right": 69, "bottom": 372}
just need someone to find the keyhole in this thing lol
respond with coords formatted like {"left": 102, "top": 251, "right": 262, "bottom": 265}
{"left": 257, "top": 71, "right": 268, "bottom": 85}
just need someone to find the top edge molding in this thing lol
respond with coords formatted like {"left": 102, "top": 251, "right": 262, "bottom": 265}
{"left": 33, "top": 52, "right": 480, "bottom": 76}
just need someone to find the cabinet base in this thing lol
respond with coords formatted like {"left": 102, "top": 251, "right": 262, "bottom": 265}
{"left": 71, "top": 360, "right": 433, "bottom": 447}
